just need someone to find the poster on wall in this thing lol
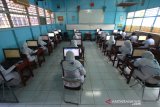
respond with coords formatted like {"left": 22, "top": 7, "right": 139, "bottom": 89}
{"left": 58, "top": 16, "right": 64, "bottom": 21}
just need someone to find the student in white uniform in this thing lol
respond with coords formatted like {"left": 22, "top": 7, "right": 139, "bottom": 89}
{"left": 0, "top": 64, "right": 21, "bottom": 86}
{"left": 121, "top": 30, "right": 126, "bottom": 39}
{"left": 141, "top": 34, "right": 155, "bottom": 48}
{"left": 71, "top": 40, "right": 78, "bottom": 47}
{"left": 38, "top": 36, "right": 48, "bottom": 53}
{"left": 22, "top": 42, "right": 37, "bottom": 62}
{"left": 129, "top": 32, "right": 138, "bottom": 43}
{"left": 62, "top": 51, "right": 86, "bottom": 88}
{"left": 133, "top": 51, "right": 160, "bottom": 84}
{"left": 118, "top": 40, "right": 133, "bottom": 60}
{"left": 105, "top": 35, "right": 115, "bottom": 51}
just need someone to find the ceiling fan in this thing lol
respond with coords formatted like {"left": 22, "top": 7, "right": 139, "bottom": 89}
{"left": 117, "top": 0, "right": 145, "bottom": 8}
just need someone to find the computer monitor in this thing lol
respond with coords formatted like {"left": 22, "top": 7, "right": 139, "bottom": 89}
{"left": 48, "top": 33, "right": 54, "bottom": 37}
{"left": 132, "top": 48, "right": 147, "bottom": 58}
{"left": 106, "top": 36, "right": 110, "bottom": 40}
{"left": 113, "top": 30, "right": 118, "bottom": 33}
{"left": 115, "top": 40, "right": 124, "bottom": 46}
{"left": 54, "top": 31, "right": 59, "bottom": 35}
{"left": 138, "top": 36, "right": 147, "bottom": 41}
{"left": 26, "top": 40, "right": 38, "bottom": 47}
{"left": 63, "top": 47, "right": 80, "bottom": 59}
{"left": 96, "top": 29, "right": 100, "bottom": 33}
{"left": 41, "top": 36, "right": 49, "bottom": 41}
{"left": 58, "top": 30, "right": 61, "bottom": 32}
{"left": 3, "top": 48, "right": 21, "bottom": 60}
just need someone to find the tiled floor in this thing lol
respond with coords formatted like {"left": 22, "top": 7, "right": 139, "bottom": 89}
{"left": 1, "top": 41, "right": 160, "bottom": 107}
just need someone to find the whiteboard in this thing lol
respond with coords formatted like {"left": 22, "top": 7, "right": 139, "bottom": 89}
{"left": 66, "top": 24, "right": 115, "bottom": 30}
{"left": 79, "top": 9, "right": 104, "bottom": 24}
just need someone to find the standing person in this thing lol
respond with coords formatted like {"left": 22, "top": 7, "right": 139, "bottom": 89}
{"left": 62, "top": 51, "right": 86, "bottom": 88}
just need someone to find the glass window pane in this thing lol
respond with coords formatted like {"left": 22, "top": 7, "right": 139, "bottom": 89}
{"left": 132, "top": 18, "right": 143, "bottom": 26}
{"left": 0, "top": 13, "right": 10, "bottom": 28}
{"left": 51, "top": 12, "right": 54, "bottom": 18}
{"left": 38, "top": 7, "right": 44, "bottom": 16}
{"left": 127, "top": 12, "right": 134, "bottom": 18}
{"left": 29, "top": 16, "right": 39, "bottom": 25}
{"left": 46, "top": 18, "right": 51, "bottom": 24}
{"left": 6, "top": 0, "right": 26, "bottom": 14}
{"left": 135, "top": 10, "right": 145, "bottom": 17}
{"left": 141, "top": 17, "right": 155, "bottom": 27}
{"left": 45, "top": 10, "right": 50, "bottom": 17}
{"left": 28, "top": 5, "right": 37, "bottom": 16}
{"left": 0, "top": 0, "right": 5, "bottom": 11}
{"left": 10, "top": 14, "right": 29, "bottom": 27}
{"left": 126, "top": 19, "right": 133, "bottom": 25}
{"left": 152, "top": 17, "right": 160, "bottom": 33}
{"left": 145, "top": 7, "right": 159, "bottom": 17}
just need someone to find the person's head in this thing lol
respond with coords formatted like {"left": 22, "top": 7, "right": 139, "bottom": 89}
{"left": 118, "top": 29, "right": 121, "bottom": 32}
{"left": 142, "top": 51, "right": 154, "bottom": 60}
{"left": 147, "top": 34, "right": 152, "bottom": 39}
{"left": 132, "top": 32, "right": 136, "bottom": 35}
{"left": 122, "top": 30, "right": 125, "bottom": 32}
{"left": 66, "top": 51, "right": 75, "bottom": 64}
{"left": 100, "top": 29, "right": 102, "bottom": 31}
{"left": 23, "top": 42, "right": 28, "bottom": 49}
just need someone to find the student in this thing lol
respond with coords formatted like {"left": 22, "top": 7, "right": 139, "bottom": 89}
{"left": 141, "top": 34, "right": 155, "bottom": 48}
{"left": 98, "top": 29, "right": 103, "bottom": 35}
{"left": 121, "top": 30, "right": 126, "bottom": 39}
{"left": 118, "top": 40, "right": 133, "bottom": 60}
{"left": 105, "top": 35, "right": 115, "bottom": 51}
{"left": 38, "top": 36, "right": 48, "bottom": 53}
{"left": 0, "top": 64, "right": 21, "bottom": 86}
{"left": 133, "top": 51, "right": 160, "bottom": 84}
{"left": 117, "top": 29, "right": 122, "bottom": 35}
{"left": 22, "top": 42, "right": 37, "bottom": 62}
{"left": 129, "top": 32, "right": 138, "bottom": 43}
{"left": 62, "top": 51, "right": 86, "bottom": 88}
{"left": 70, "top": 40, "right": 78, "bottom": 47}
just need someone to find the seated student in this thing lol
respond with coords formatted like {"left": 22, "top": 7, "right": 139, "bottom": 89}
{"left": 117, "top": 29, "right": 122, "bottom": 35}
{"left": 105, "top": 35, "right": 115, "bottom": 51}
{"left": 0, "top": 64, "right": 21, "bottom": 86}
{"left": 121, "top": 30, "right": 126, "bottom": 39}
{"left": 129, "top": 32, "right": 138, "bottom": 43}
{"left": 62, "top": 51, "right": 86, "bottom": 88}
{"left": 38, "top": 36, "right": 48, "bottom": 53}
{"left": 118, "top": 40, "right": 133, "bottom": 60}
{"left": 73, "top": 34, "right": 79, "bottom": 39}
{"left": 70, "top": 40, "right": 78, "bottom": 47}
{"left": 133, "top": 51, "right": 160, "bottom": 84}
{"left": 141, "top": 34, "right": 155, "bottom": 48}
{"left": 101, "top": 32, "right": 108, "bottom": 40}
{"left": 22, "top": 42, "right": 37, "bottom": 62}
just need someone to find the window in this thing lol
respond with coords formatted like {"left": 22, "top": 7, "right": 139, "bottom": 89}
{"left": 38, "top": 7, "right": 44, "bottom": 16}
{"left": 127, "top": 12, "right": 134, "bottom": 18}
{"left": 45, "top": 10, "right": 51, "bottom": 24}
{"left": 28, "top": 5, "right": 39, "bottom": 25}
{"left": 152, "top": 17, "right": 160, "bottom": 33}
{"left": 141, "top": 17, "right": 155, "bottom": 32}
{"left": 145, "top": 7, "right": 159, "bottom": 17}
{"left": 46, "top": 18, "right": 51, "bottom": 24}
{"left": 131, "top": 18, "right": 143, "bottom": 31}
{"left": 0, "top": 0, "right": 10, "bottom": 28}
{"left": 0, "top": 13, "right": 10, "bottom": 28}
{"left": 125, "top": 19, "right": 133, "bottom": 32}
{"left": 50, "top": 12, "right": 55, "bottom": 24}
{"left": 6, "top": 0, "right": 29, "bottom": 27}
{"left": 134, "top": 10, "right": 145, "bottom": 17}
{"left": 45, "top": 10, "right": 50, "bottom": 17}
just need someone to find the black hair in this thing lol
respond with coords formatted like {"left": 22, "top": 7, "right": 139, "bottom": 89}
{"left": 148, "top": 34, "right": 152, "bottom": 38}
{"left": 118, "top": 29, "right": 121, "bottom": 31}
{"left": 132, "top": 32, "right": 136, "bottom": 35}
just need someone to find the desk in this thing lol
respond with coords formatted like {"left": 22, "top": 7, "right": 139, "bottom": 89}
{"left": 84, "top": 33, "right": 92, "bottom": 41}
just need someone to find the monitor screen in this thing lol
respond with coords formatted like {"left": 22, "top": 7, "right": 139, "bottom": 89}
{"left": 132, "top": 49, "right": 147, "bottom": 57}
{"left": 26, "top": 40, "right": 38, "bottom": 47}
{"left": 54, "top": 31, "right": 59, "bottom": 34}
{"left": 106, "top": 36, "right": 110, "bottom": 40}
{"left": 138, "top": 36, "right": 147, "bottom": 41}
{"left": 58, "top": 30, "right": 61, "bottom": 32}
{"left": 116, "top": 40, "right": 124, "bottom": 46}
{"left": 48, "top": 33, "right": 54, "bottom": 37}
{"left": 96, "top": 29, "right": 100, "bottom": 32}
{"left": 113, "top": 30, "right": 118, "bottom": 33}
{"left": 41, "top": 36, "right": 49, "bottom": 40}
{"left": 3, "top": 49, "right": 21, "bottom": 59}
{"left": 63, "top": 48, "right": 80, "bottom": 57}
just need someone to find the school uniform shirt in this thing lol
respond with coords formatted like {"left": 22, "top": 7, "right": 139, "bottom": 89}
{"left": 129, "top": 35, "right": 138, "bottom": 43}
{"left": 142, "top": 38, "right": 155, "bottom": 48}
